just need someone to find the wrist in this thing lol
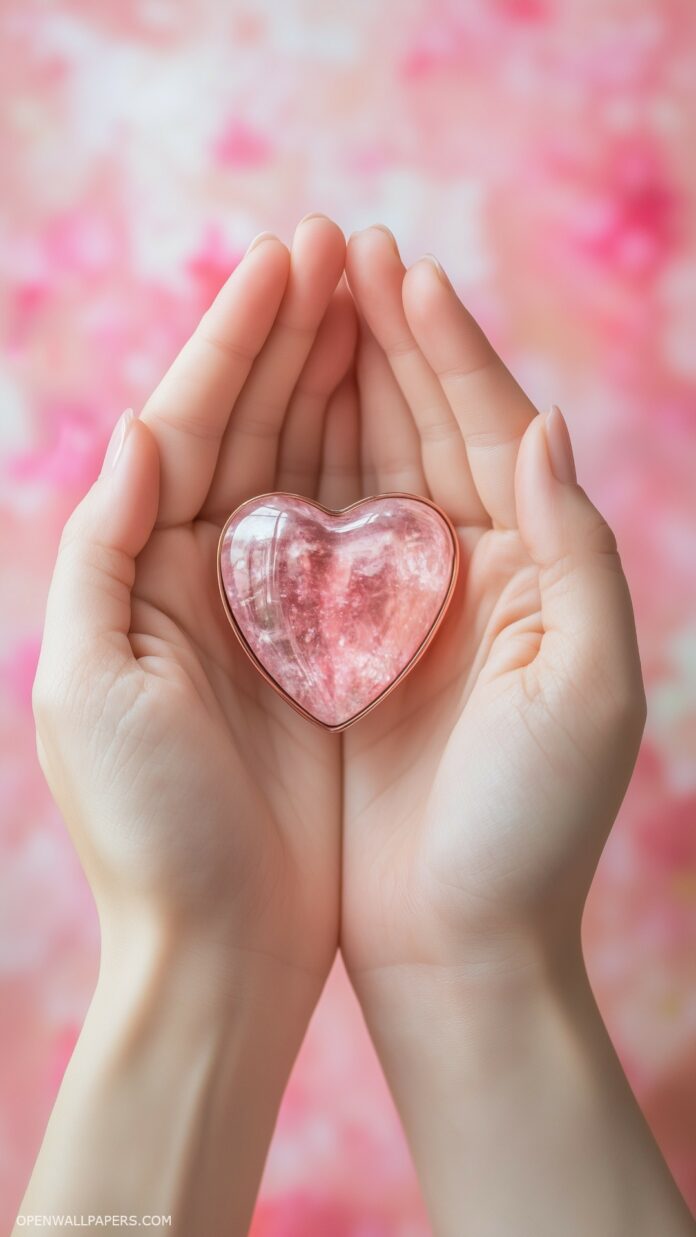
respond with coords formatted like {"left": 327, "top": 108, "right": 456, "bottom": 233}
{"left": 349, "top": 914, "right": 585, "bottom": 1039}
{"left": 18, "top": 909, "right": 324, "bottom": 1235}
{"left": 350, "top": 935, "right": 692, "bottom": 1237}
{"left": 96, "top": 901, "right": 326, "bottom": 1029}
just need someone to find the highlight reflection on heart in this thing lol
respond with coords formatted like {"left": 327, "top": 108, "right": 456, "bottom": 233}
{"left": 217, "top": 492, "right": 459, "bottom": 730}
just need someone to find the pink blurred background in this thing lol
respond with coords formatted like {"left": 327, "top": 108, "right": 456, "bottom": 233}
{"left": 1, "top": 1, "right": 695, "bottom": 1231}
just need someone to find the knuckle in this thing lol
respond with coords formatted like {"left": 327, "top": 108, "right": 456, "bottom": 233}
{"left": 377, "top": 456, "right": 421, "bottom": 481}
{"left": 61, "top": 532, "right": 134, "bottom": 593}
{"left": 145, "top": 402, "right": 221, "bottom": 444}
{"left": 59, "top": 485, "right": 98, "bottom": 539}
{"left": 57, "top": 507, "right": 83, "bottom": 554}
{"left": 196, "top": 317, "right": 257, "bottom": 365}
{"left": 384, "top": 336, "right": 418, "bottom": 361}
{"left": 417, "top": 416, "right": 461, "bottom": 445}
{"left": 580, "top": 507, "right": 619, "bottom": 559}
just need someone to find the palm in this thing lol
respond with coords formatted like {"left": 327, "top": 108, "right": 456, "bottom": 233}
{"left": 135, "top": 518, "right": 333, "bottom": 823}
{"left": 123, "top": 516, "right": 337, "bottom": 970}
{"left": 340, "top": 227, "right": 642, "bottom": 980}
{"left": 342, "top": 518, "right": 548, "bottom": 971}
{"left": 114, "top": 218, "right": 351, "bottom": 976}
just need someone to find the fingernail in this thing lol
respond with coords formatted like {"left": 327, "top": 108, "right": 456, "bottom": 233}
{"left": 102, "top": 408, "right": 136, "bottom": 474}
{"left": 349, "top": 223, "right": 399, "bottom": 254}
{"left": 370, "top": 223, "right": 399, "bottom": 251}
{"left": 245, "top": 230, "right": 275, "bottom": 254}
{"left": 422, "top": 253, "right": 451, "bottom": 286}
{"left": 544, "top": 405, "right": 576, "bottom": 484}
{"left": 296, "top": 211, "right": 331, "bottom": 228}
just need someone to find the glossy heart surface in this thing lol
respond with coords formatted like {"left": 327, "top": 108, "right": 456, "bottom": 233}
{"left": 217, "top": 493, "right": 458, "bottom": 730}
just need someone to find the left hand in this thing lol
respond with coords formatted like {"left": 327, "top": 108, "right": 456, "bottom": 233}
{"left": 334, "top": 226, "right": 692, "bottom": 1237}
{"left": 340, "top": 224, "right": 646, "bottom": 996}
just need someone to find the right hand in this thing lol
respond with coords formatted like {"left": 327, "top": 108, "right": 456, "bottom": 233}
{"left": 32, "top": 216, "right": 354, "bottom": 990}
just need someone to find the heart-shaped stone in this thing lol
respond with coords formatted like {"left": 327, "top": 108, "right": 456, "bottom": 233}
{"left": 217, "top": 493, "right": 459, "bottom": 730}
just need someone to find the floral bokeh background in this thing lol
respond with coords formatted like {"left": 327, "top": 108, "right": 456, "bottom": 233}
{"left": 1, "top": 0, "right": 695, "bottom": 1231}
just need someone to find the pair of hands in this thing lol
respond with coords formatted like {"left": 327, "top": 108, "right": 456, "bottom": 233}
{"left": 34, "top": 213, "right": 644, "bottom": 990}
{"left": 29, "top": 214, "right": 659, "bottom": 1233}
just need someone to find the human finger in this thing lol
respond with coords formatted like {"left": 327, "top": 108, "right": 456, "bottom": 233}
{"left": 403, "top": 256, "right": 538, "bottom": 529}
{"left": 202, "top": 214, "right": 346, "bottom": 519}
{"left": 140, "top": 235, "right": 290, "bottom": 528}
{"left": 346, "top": 226, "right": 486, "bottom": 527}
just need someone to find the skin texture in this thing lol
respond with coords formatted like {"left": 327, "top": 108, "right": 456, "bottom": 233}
{"left": 15, "top": 219, "right": 694, "bottom": 1236}
{"left": 20, "top": 217, "right": 355, "bottom": 1234}
{"left": 339, "top": 228, "right": 646, "bottom": 971}
{"left": 340, "top": 227, "right": 646, "bottom": 975}
{"left": 338, "top": 228, "right": 694, "bottom": 1236}
{"left": 33, "top": 217, "right": 351, "bottom": 976}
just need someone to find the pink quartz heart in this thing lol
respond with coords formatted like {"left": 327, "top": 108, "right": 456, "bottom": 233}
{"left": 217, "top": 493, "right": 459, "bottom": 730}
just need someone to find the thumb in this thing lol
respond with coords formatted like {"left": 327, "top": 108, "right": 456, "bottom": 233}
{"left": 37, "top": 409, "right": 160, "bottom": 685}
{"left": 514, "top": 406, "right": 645, "bottom": 706}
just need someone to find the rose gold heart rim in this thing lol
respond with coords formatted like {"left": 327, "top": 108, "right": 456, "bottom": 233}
{"left": 215, "top": 491, "right": 461, "bottom": 733}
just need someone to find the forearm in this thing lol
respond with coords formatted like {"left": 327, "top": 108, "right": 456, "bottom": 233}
{"left": 355, "top": 943, "right": 693, "bottom": 1237}
{"left": 14, "top": 914, "right": 322, "bottom": 1235}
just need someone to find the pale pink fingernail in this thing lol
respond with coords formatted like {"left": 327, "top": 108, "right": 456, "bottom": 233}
{"left": 422, "top": 253, "right": 451, "bottom": 287}
{"left": 102, "top": 408, "right": 136, "bottom": 474}
{"left": 245, "top": 230, "right": 276, "bottom": 254}
{"left": 544, "top": 404, "right": 577, "bottom": 485}
{"left": 369, "top": 223, "right": 399, "bottom": 252}
{"left": 296, "top": 211, "right": 331, "bottom": 227}
{"left": 348, "top": 224, "right": 399, "bottom": 255}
